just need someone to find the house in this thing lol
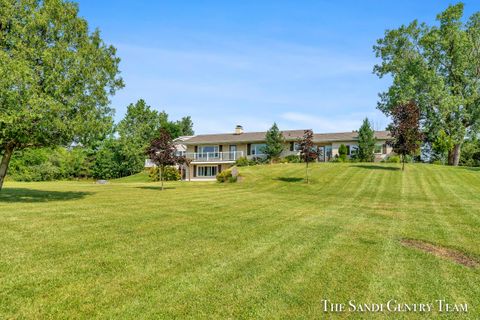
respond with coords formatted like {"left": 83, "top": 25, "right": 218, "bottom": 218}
{"left": 178, "top": 125, "right": 392, "bottom": 180}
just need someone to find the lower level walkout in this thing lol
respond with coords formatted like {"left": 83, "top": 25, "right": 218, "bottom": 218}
{"left": 191, "top": 164, "right": 228, "bottom": 179}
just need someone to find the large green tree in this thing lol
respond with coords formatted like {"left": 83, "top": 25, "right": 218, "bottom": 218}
{"left": 117, "top": 99, "right": 161, "bottom": 175}
{"left": 357, "top": 118, "right": 376, "bottom": 162}
{"left": 0, "top": 0, "right": 123, "bottom": 190}
{"left": 374, "top": 3, "right": 480, "bottom": 166}
{"left": 263, "top": 122, "right": 284, "bottom": 162}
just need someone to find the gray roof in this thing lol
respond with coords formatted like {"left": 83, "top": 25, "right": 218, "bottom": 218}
{"left": 313, "top": 131, "right": 391, "bottom": 142}
{"left": 182, "top": 130, "right": 391, "bottom": 145}
{"left": 183, "top": 130, "right": 308, "bottom": 144}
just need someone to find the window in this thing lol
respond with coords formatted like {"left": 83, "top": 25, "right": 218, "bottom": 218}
{"left": 350, "top": 145, "right": 358, "bottom": 155}
{"left": 251, "top": 144, "right": 266, "bottom": 155}
{"left": 293, "top": 142, "right": 301, "bottom": 151}
{"left": 197, "top": 166, "right": 218, "bottom": 177}
{"left": 199, "top": 145, "right": 219, "bottom": 154}
{"left": 374, "top": 144, "right": 383, "bottom": 154}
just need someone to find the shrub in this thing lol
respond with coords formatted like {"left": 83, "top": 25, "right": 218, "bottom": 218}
{"left": 235, "top": 157, "right": 250, "bottom": 167}
{"left": 338, "top": 144, "right": 348, "bottom": 161}
{"left": 385, "top": 155, "right": 401, "bottom": 163}
{"left": 283, "top": 154, "right": 301, "bottom": 163}
{"left": 216, "top": 168, "right": 233, "bottom": 183}
{"left": 149, "top": 166, "right": 180, "bottom": 181}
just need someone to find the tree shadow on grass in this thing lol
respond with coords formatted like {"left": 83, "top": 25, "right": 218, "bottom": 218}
{"left": 136, "top": 186, "right": 176, "bottom": 191}
{"left": 350, "top": 165, "right": 400, "bottom": 171}
{"left": 274, "top": 177, "right": 304, "bottom": 182}
{"left": 0, "top": 188, "right": 93, "bottom": 203}
{"left": 456, "top": 166, "right": 480, "bottom": 172}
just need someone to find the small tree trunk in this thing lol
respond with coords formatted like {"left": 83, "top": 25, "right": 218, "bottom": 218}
{"left": 305, "top": 161, "right": 309, "bottom": 184}
{"left": 160, "top": 166, "right": 164, "bottom": 190}
{"left": 0, "top": 145, "right": 14, "bottom": 192}
{"left": 402, "top": 154, "right": 405, "bottom": 171}
{"left": 452, "top": 143, "right": 462, "bottom": 166}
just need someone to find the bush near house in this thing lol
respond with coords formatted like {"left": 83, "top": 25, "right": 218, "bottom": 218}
{"left": 216, "top": 168, "right": 235, "bottom": 183}
{"left": 148, "top": 166, "right": 181, "bottom": 181}
{"left": 283, "top": 155, "right": 301, "bottom": 163}
{"left": 235, "top": 156, "right": 268, "bottom": 167}
{"left": 338, "top": 144, "right": 348, "bottom": 162}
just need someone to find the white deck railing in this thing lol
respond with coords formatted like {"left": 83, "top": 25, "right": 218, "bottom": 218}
{"left": 186, "top": 151, "right": 244, "bottom": 162}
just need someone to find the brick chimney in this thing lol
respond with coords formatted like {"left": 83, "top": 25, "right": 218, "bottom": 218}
{"left": 234, "top": 125, "right": 244, "bottom": 135}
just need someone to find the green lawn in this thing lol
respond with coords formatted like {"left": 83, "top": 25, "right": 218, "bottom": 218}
{"left": 1, "top": 163, "right": 479, "bottom": 319}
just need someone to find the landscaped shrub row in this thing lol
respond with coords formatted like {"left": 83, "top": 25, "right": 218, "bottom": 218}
{"left": 149, "top": 166, "right": 181, "bottom": 181}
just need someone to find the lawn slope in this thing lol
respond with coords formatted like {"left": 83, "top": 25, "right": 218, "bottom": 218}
{"left": 0, "top": 163, "right": 479, "bottom": 319}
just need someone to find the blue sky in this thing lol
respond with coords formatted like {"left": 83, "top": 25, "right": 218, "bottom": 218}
{"left": 78, "top": 0, "right": 478, "bottom": 134}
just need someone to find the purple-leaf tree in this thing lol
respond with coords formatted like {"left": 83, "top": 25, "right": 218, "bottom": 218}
{"left": 146, "top": 128, "right": 178, "bottom": 190}
{"left": 388, "top": 101, "right": 424, "bottom": 170}
{"left": 298, "top": 130, "right": 317, "bottom": 183}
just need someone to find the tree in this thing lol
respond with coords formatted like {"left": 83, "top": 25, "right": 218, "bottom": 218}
{"left": 298, "top": 130, "right": 317, "bottom": 183}
{"left": 0, "top": 0, "right": 123, "bottom": 191}
{"left": 177, "top": 116, "right": 195, "bottom": 136}
{"left": 389, "top": 102, "right": 423, "bottom": 170}
{"left": 145, "top": 129, "right": 178, "bottom": 190}
{"left": 338, "top": 144, "right": 348, "bottom": 162}
{"left": 357, "top": 118, "right": 376, "bottom": 162}
{"left": 432, "top": 129, "right": 454, "bottom": 164}
{"left": 263, "top": 123, "right": 284, "bottom": 163}
{"left": 117, "top": 99, "right": 162, "bottom": 175}
{"left": 373, "top": 3, "right": 480, "bottom": 166}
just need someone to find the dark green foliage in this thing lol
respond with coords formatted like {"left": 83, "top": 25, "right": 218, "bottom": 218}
{"left": 91, "top": 138, "right": 123, "bottom": 179}
{"left": 0, "top": 0, "right": 124, "bottom": 190}
{"left": 235, "top": 157, "right": 250, "bottom": 167}
{"left": 9, "top": 147, "right": 91, "bottom": 181}
{"left": 338, "top": 144, "right": 348, "bottom": 162}
{"left": 459, "top": 139, "right": 480, "bottom": 167}
{"left": 263, "top": 123, "right": 284, "bottom": 162}
{"left": 373, "top": 3, "right": 480, "bottom": 165}
{"left": 149, "top": 166, "right": 180, "bottom": 181}
{"left": 357, "top": 118, "right": 376, "bottom": 162}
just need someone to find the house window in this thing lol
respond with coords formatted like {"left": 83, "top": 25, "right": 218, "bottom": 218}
{"left": 251, "top": 144, "right": 266, "bottom": 155}
{"left": 199, "top": 145, "right": 219, "bottom": 154}
{"left": 293, "top": 142, "right": 301, "bottom": 151}
{"left": 350, "top": 145, "right": 358, "bottom": 155}
{"left": 374, "top": 144, "right": 383, "bottom": 154}
{"left": 197, "top": 165, "right": 218, "bottom": 177}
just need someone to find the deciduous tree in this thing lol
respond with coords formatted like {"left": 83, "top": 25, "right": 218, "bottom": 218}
{"left": 388, "top": 102, "right": 423, "bottom": 170}
{"left": 373, "top": 3, "right": 480, "bottom": 166}
{"left": 145, "top": 129, "right": 178, "bottom": 190}
{"left": 0, "top": 0, "right": 123, "bottom": 190}
{"left": 298, "top": 130, "right": 317, "bottom": 183}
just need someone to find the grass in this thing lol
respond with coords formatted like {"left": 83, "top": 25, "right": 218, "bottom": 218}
{"left": 0, "top": 163, "right": 479, "bottom": 319}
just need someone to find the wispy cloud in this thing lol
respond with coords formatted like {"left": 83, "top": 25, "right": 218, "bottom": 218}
{"left": 280, "top": 111, "right": 388, "bottom": 132}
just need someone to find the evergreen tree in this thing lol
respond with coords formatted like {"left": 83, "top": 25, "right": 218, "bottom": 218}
{"left": 357, "top": 118, "right": 376, "bottom": 162}
{"left": 338, "top": 144, "right": 348, "bottom": 162}
{"left": 263, "top": 123, "right": 284, "bottom": 163}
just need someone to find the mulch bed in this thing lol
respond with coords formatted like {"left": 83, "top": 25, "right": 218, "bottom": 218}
{"left": 400, "top": 238, "right": 479, "bottom": 268}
